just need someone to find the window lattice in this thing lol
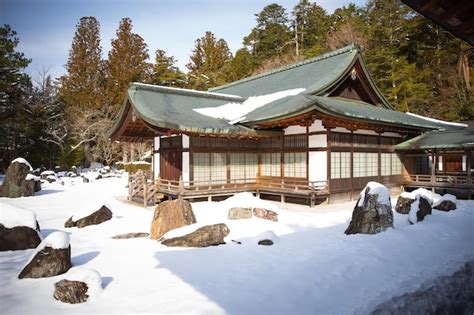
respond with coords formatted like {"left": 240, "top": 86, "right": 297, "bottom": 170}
{"left": 230, "top": 153, "right": 258, "bottom": 182}
{"left": 261, "top": 153, "right": 281, "bottom": 177}
{"left": 284, "top": 135, "right": 307, "bottom": 148}
{"left": 284, "top": 152, "right": 307, "bottom": 178}
{"left": 331, "top": 152, "right": 351, "bottom": 179}
{"left": 353, "top": 152, "right": 378, "bottom": 177}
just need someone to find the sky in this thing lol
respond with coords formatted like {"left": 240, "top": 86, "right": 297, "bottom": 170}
{"left": 1, "top": 0, "right": 366, "bottom": 81}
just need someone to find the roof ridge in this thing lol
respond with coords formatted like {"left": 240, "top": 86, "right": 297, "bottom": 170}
{"left": 131, "top": 82, "right": 244, "bottom": 102}
{"left": 209, "top": 44, "right": 359, "bottom": 92}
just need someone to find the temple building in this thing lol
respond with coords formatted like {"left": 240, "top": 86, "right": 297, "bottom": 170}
{"left": 109, "top": 44, "right": 472, "bottom": 205}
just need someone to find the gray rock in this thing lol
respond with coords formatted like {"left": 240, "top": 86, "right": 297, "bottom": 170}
{"left": 0, "top": 223, "right": 41, "bottom": 251}
{"left": 18, "top": 245, "right": 71, "bottom": 279}
{"left": 253, "top": 208, "right": 278, "bottom": 222}
{"left": 64, "top": 205, "right": 113, "bottom": 229}
{"left": 395, "top": 195, "right": 415, "bottom": 214}
{"left": 1, "top": 160, "right": 34, "bottom": 198}
{"left": 112, "top": 232, "right": 149, "bottom": 239}
{"left": 150, "top": 199, "right": 196, "bottom": 240}
{"left": 162, "top": 223, "right": 230, "bottom": 247}
{"left": 258, "top": 239, "right": 274, "bottom": 246}
{"left": 53, "top": 280, "right": 89, "bottom": 304}
{"left": 434, "top": 200, "right": 457, "bottom": 212}
{"left": 345, "top": 185, "right": 393, "bottom": 235}
{"left": 228, "top": 207, "right": 252, "bottom": 220}
{"left": 409, "top": 196, "right": 432, "bottom": 224}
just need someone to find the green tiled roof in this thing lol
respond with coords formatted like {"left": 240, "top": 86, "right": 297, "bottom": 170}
{"left": 110, "top": 83, "right": 279, "bottom": 137}
{"left": 395, "top": 129, "right": 474, "bottom": 150}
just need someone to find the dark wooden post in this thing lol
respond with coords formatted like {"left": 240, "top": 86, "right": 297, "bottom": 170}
{"left": 467, "top": 149, "right": 472, "bottom": 200}
{"left": 431, "top": 150, "right": 436, "bottom": 192}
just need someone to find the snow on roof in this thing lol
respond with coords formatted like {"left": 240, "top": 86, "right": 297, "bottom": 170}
{"left": 406, "top": 112, "right": 468, "bottom": 129}
{"left": 0, "top": 203, "right": 38, "bottom": 229}
{"left": 11, "top": 157, "right": 33, "bottom": 171}
{"left": 193, "top": 88, "right": 306, "bottom": 123}
{"left": 63, "top": 268, "right": 103, "bottom": 298}
{"left": 134, "top": 82, "right": 243, "bottom": 100}
{"left": 357, "top": 181, "right": 390, "bottom": 207}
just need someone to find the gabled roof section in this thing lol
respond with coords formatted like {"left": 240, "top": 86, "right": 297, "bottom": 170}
{"left": 108, "top": 83, "right": 281, "bottom": 141}
{"left": 209, "top": 44, "right": 392, "bottom": 109}
{"left": 395, "top": 129, "right": 474, "bottom": 150}
{"left": 241, "top": 95, "right": 466, "bottom": 131}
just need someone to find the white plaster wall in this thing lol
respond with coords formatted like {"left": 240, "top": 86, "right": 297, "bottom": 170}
{"left": 332, "top": 127, "right": 350, "bottom": 133}
{"left": 153, "top": 153, "right": 160, "bottom": 179}
{"left": 462, "top": 155, "right": 467, "bottom": 172}
{"left": 309, "top": 152, "right": 327, "bottom": 182}
{"left": 438, "top": 156, "right": 443, "bottom": 171}
{"left": 183, "top": 152, "right": 190, "bottom": 185}
{"left": 309, "top": 135, "right": 327, "bottom": 148}
{"left": 154, "top": 136, "right": 160, "bottom": 149}
{"left": 382, "top": 132, "right": 401, "bottom": 138}
{"left": 353, "top": 129, "right": 379, "bottom": 136}
{"left": 284, "top": 125, "right": 306, "bottom": 135}
{"left": 182, "top": 135, "right": 189, "bottom": 149}
{"left": 309, "top": 120, "right": 325, "bottom": 132}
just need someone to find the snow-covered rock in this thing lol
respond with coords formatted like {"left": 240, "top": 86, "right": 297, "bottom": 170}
{"left": 54, "top": 268, "right": 103, "bottom": 304}
{"left": 11, "top": 157, "right": 33, "bottom": 171}
{"left": 19, "top": 231, "right": 71, "bottom": 279}
{"left": 65, "top": 204, "right": 113, "bottom": 229}
{"left": 408, "top": 195, "right": 432, "bottom": 225}
{"left": 345, "top": 182, "right": 393, "bottom": 235}
{"left": 0, "top": 204, "right": 41, "bottom": 251}
{"left": 1, "top": 158, "right": 36, "bottom": 198}
{"left": 161, "top": 223, "right": 230, "bottom": 247}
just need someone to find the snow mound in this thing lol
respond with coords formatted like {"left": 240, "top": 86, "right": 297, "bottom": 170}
{"left": 40, "top": 170, "right": 55, "bottom": 176}
{"left": 11, "top": 157, "right": 33, "bottom": 171}
{"left": 401, "top": 189, "right": 456, "bottom": 207}
{"left": 437, "top": 194, "right": 457, "bottom": 206}
{"left": 357, "top": 181, "right": 390, "bottom": 207}
{"left": 25, "top": 174, "right": 40, "bottom": 181}
{"left": 0, "top": 203, "right": 37, "bottom": 229}
{"left": 72, "top": 203, "right": 112, "bottom": 221}
{"left": 194, "top": 88, "right": 306, "bottom": 122}
{"left": 64, "top": 268, "right": 103, "bottom": 298}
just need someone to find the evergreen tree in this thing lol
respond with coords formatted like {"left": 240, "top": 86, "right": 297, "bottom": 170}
{"left": 61, "top": 17, "right": 104, "bottom": 112}
{"left": 149, "top": 49, "right": 185, "bottom": 87}
{"left": 0, "top": 25, "right": 32, "bottom": 170}
{"left": 186, "top": 31, "right": 232, "bottom": 90}
{"left": 243, "top": 4, "right": 292, "bottom": 62}
{"left": 223, "top": 48, "right": 258, "bottom": 81}
{"left": 106, "top": 17, "right": 149, "bottom": 118}
{"left": 292, "top": 0, "right": 330, "bottom": 57}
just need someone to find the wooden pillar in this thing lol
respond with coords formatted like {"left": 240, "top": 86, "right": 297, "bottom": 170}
{"left": 350, "top": 131, "right": 354, "bottom": 201}
{"left": 130, "top": 143, "right": 136, "bottom": 162}
{"left": 467, "top": 149, "right": 472, "bottom": 200}
{"left": 326, "top": 128, "right": 332, "bottom": 204}
{"left": 431, "top": 150, "right": 436, "bottom": 192}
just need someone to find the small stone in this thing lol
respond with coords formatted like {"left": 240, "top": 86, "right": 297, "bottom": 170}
{"left": 258, "top": 239, "right": 273, "bottom": 246}
{"left": 112, "top": 232, "right": 149, "bottom": 239}
{"left": 53, "top": 280, "right": 89, "bottom": 304}
{"left": 228, "top": 207, "right": 252, "bottom": 220}
{"left": 253, "top": 208, "right": 278, "bottom": 222}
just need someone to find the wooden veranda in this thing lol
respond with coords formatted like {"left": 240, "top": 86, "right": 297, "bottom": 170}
{"left": 128, "top": 170, "right": 329, "bottom": 207}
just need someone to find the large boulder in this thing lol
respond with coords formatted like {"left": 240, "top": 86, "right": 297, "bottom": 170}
{"left": 0, "top": 204, "right": 41, "bottom": 251}
{"left": 228, "top": 207, "right": 252, "bottom": 220}
{"left": 53, "top": 280, "right": 89, "bottom": 304}
{"left": 394, "top": 194, "right": 415, "bottom": 214}
{"left": 53, "top": 269, "right": 103, "bottom": 304}
{"left": 253, "top": 208, "right": 278, "bottom": 222}
{"left": 64, "top": 205, "right": 113, "bottom": 229}
{"left": 161, "top": 223, "right": 229, "bottom": 247}
{"left": 1, "top": 158, "right": 35, "bottom": 198}
{"left": 18, "top": 231, "right": 71, "bottom": 279}
{"left": 150, "top": 199, "right": 196, "bottom": 240}
{"left": 345, "top": 182, "right": 393, "bottom": 235}
{"left": 408, "top": 195, "right": 432, "bottom": 224}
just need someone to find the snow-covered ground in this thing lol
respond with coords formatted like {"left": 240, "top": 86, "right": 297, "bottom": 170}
{"left": 0, "top": 176, "right": 473, "bottom": 314}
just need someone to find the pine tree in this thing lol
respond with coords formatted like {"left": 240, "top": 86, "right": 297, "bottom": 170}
{"left": 243, "top": 3, "right": 292, "bottom": 62}
{"left": 0, "top": 24, "right": 32, "bottom": 170}
{"left": 292, "top": 0, "right": 330, "bottom": 57}
{"left": 61, "top": 17, "right": 104, "bottom": 112}
{"left": 223, "top": 48, "right": 258, "bottom": 81}
{"left": 149, "top": 49, "right": 185, "bottom": 87}
{"left": 105, "top": 17, "right": 149, "bottom": 118}
{"left": 186, "top": 31, "right": 232, "bottom": 90}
